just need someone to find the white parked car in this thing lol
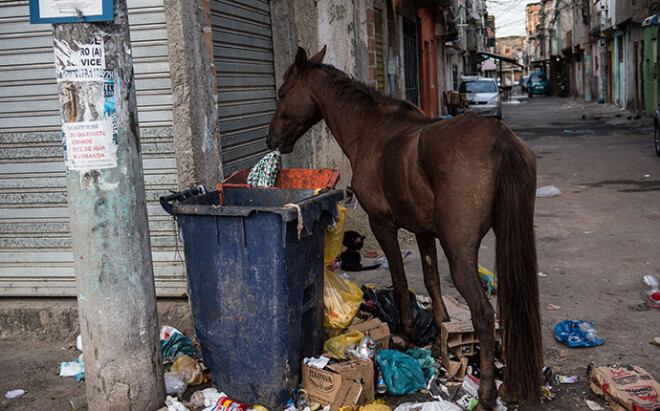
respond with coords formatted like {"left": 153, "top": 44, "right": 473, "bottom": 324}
{"left": 458, "top": 77, "right": 502, "bottom": 120}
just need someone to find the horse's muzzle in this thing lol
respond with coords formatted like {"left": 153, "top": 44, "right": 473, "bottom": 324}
{"left": 266, "top": 133, "right": 280, "bottom": 151}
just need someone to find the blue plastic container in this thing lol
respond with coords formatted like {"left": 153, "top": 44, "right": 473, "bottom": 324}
{"left": 161, "top": 187, "right": 343, "bottom": 409}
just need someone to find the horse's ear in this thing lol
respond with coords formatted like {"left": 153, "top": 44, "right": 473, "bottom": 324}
{"left": 294, "top": 47, "right": 307, "bottom": 69}
{"left": 310, "top": 45, "right": 327, "bottom": 63}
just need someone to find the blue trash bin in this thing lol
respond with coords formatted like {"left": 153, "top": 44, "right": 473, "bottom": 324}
{"left": 161, "top": 187, "right": 343, "bottom": 409}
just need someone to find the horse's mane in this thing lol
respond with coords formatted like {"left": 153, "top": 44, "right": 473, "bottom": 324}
{"left": 306, "top": 61, "right": 425, "bottom": 115}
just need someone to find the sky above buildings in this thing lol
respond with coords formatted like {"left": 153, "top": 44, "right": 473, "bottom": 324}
{"left": 487, "top": 0, "right": 538, "bottom": 38}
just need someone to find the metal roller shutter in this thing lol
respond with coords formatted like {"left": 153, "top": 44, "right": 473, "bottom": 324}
{"left": 210, "top": 0, "right": 277, "bottom": 175}
{"left": 0, "top": 0, "right": 186, "bottom": 296}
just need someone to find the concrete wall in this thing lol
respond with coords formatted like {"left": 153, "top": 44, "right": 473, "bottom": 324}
{"left": 164, "top": 0, "right": 222, "bottom": 189}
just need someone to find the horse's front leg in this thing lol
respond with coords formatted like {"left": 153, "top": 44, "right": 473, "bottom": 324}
{"left": 368, "top": 217, "right": 416, "bottom": 343}
{"left": 415, "top": 234, "right": 450, "bottom": 356}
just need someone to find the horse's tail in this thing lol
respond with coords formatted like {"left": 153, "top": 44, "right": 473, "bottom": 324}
{"left": 493, "top": 135, "right": 542, "bottom": 404}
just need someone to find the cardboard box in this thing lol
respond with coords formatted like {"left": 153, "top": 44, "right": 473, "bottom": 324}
{"left": 302, "top": 359, "right": 374, "bottom": 411}
{"left": 347, "top": 318, "right": 390, "bottom": 351}
{"left": 588, "top": 363, "right": 660, "bottom": 411}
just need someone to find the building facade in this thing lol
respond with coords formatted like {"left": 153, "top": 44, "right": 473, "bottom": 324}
{"left": 1, "top": 0, "right": 492, "bottom": 297}
{"left": 529, "top": 0, "right": 660, "bottom": 113}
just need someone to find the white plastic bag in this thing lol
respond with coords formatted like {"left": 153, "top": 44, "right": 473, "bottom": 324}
{"left": 164, "top": 372, "right": 187, "bottom": 397}
{"left": 536, "top": 185, "right": 561, "bottom": 197}
{"left": 394, "top": 401, "right": 462, "bottom": 411}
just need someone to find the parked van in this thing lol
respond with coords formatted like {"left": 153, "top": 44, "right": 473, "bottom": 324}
{"left": 527, "top": 72, "right": 550, "bottom": 97}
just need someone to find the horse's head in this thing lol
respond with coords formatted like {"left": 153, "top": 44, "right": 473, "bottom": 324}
{"left": 267, "top": 46, "right": 326, "bottom": 153}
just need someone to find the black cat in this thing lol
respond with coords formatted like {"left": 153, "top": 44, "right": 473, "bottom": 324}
{"left": 339, "top": 231, "right": 380, "bottom": 271}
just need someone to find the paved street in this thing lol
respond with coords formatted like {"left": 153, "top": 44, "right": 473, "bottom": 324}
{"left": 359, "top": 95, "right": 660, "bottom": 410}
{"left": 2, "top": 96, "right": 659, "bottom": 410}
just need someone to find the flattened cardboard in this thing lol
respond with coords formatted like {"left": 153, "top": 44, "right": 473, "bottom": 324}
{"left": 348, "top": 318, "right": 390, "bottom": 350}
{"left": 302, "top": 358, "right": 374, "bottom": 411}
{"left": 588, "top": 363, "right": 660, "bottom": 411}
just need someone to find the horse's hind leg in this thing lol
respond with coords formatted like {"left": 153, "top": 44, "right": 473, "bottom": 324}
{"left": 369, "top": 217, "right": 416, "bottom": 342}
{"left": 438, "top": 229, "right": 497, "bottom": 409}
{"left": 415, "top": 234, "right": 450, "bottom": 353}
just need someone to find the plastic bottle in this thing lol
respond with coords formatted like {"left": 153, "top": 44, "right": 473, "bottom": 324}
{"left": 357, "top": 331, "right": 376, "bottom": 362}
{"left": 376, "top": 367, "right": 387, "bottom": 394}
{"left": 69, "top": 395, "right": 87, "bottom": 410}
{"left": 642, "top": 275, "right": 660, "bottom": 308}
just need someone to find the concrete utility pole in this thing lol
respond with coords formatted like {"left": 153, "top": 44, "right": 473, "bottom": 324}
{"left": 52, "top": 1, "right": 165, "bottom": 409}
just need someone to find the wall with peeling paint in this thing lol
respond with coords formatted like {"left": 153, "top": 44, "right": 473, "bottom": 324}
{"left": 270, "top": 0, "right": 376, "bottom": 188}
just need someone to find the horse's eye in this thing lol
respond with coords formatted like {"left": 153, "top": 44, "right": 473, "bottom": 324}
{"left": 278, "top": 90, "right": 286, "bottom": 100}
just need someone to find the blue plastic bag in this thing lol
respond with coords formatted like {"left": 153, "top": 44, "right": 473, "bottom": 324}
{"left": 376, "top": 350, "right": 426, "bottom": 395}
{"left": 554, "top": 320, "right": 604, "bottom": 347}
{"left": 406, "top": 347, "right": 436, "bottom": 381}
{"left": 161, "top": 332, "right": 199, "bottom": 359}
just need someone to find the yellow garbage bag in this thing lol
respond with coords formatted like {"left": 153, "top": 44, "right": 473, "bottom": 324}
{"left": 170, "top": 354, "right": 205, "bottom": 385}
{"left": 323, "top": 330, "right": 364, "bottom": 360}
{"left": 360, "top": 399, "right": 391, "bottom": 411}
{"left": 324, "top": 203, "right": 347, "bottom": 265}
{"left": 323, "top": 268, "right": 363, "bottom": 331}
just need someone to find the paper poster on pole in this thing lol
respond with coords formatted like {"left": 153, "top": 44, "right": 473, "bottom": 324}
{"left": 63, "top": 120, "right": 117, "bottom": 170}
{"left": 54, "top": 35, "right": 106, "bottom": 82}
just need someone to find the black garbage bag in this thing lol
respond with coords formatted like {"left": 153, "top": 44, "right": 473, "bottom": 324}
{"left": 361, "top": 285, "right": 437, "bottom": 346}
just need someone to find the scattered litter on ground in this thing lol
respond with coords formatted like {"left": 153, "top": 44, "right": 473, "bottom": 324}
{"left": 536, "top": 185, "right": 561, "bottom": 197}
{"left": 186, "top": 387, "right": 221, "bottom": 409}
{"left": 588, "top": 364, "right": 660, "bottom": 411}
{"left": 164, "top": 372, "right": 187, "bottom": 397}
{"left": 170, "top": 354, "right": 205, "bottom": 385}
{"left": 538, "top": 272, "right": 548, "bottom": 278}
{"left": 651, "top": 337, "right": 660, "bottom": 346}
{"left": 165, "top": 395, "right": 189, "bottom": 411}
{"left": 555, "top": 375, "right": 578, "bottom": 384}
{"left": 303, "top": 355, "right": 331, "bottom": 369}
{"left": 394, "top": 401, "right": 461, "bottom": 411}
{"left": 540, "top": 383, "right": 555, "bottom": 401}
{"left": 584, "top": 399, "right": 604, "bottom": 410}
{"left": 547, "top": 304, "right": 561, "bottom": 311}
{"left": 69, "top": 395, "right": 87, "bottom": 410}
{"left": 477, "top": 265, "right": 497, "bottom": 295}
{"left": 376, "top": 251, "right": 412, "bottom": 270}
{"left": 642, "top": 275, "right": 660, "bottom": 309}
{"left": 5, "top": 389, "right": 25, "bottom": 399}
{"left": 405, "top": 347, "right": 437, "bottom": 381}
{"left": 76, "top": 334, "right": 83, "bottom": 351}
{"left": 644, "top": 174, "right": 650, "bottom": 178}
{"left": 554, "top": 320, "right": 604, "bottom": 347}
{"left": 160, "top": 326, "right": 199, "bottom": 360}
{"left": 361, "top": 286, "right": 437, "bottom": 346}
{"left": 360, "top": 398, "right": 393, "bottom": 411}
{"left": 59, "top": 354, "right": 84, "bottom": 381}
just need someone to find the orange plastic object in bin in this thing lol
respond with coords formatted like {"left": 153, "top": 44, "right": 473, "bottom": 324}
{"left": 218, "top": 168, "right": 340, "bottom": 190}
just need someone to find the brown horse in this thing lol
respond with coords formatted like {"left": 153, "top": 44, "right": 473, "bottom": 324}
{"left": 267, "top": 47, "right": 542, "bottom": 409}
